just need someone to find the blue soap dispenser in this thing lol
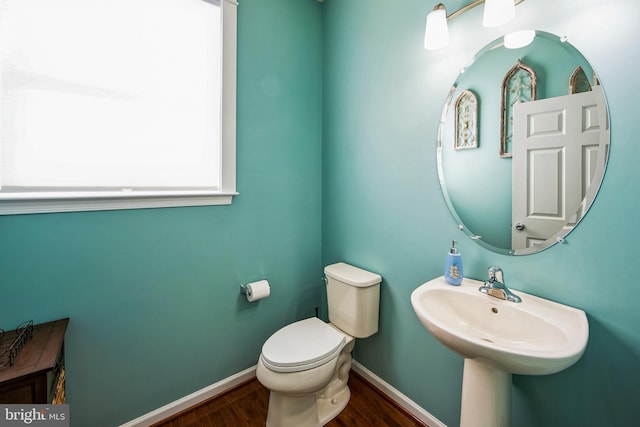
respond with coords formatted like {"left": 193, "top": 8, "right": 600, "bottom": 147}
{"left": 444, "top": 240, "right": 463, "bottom": 286}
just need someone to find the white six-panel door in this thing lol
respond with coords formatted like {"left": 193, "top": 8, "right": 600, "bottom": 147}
{"left": 511, "top": 86, "right": 608, "bottom": 251}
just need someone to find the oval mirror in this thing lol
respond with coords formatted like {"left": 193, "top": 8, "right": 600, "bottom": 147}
{"left": 437, "top": 31, "right": 610, "bottom": 255}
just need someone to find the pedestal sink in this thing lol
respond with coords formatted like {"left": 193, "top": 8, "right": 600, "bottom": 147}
{"left": 411, "top": 276, "right": 588, "bottom": 427}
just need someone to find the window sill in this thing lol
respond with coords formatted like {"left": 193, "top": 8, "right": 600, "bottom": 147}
{"left": 0, "top": 191, "right": 239, "bottom": 215}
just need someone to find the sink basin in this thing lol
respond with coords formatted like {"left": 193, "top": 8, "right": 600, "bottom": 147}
{"left": 411, "top": 276, "right": 588, "bottom": 375}
{"left": 411, "top": 276, "right": 589, "bottom": 427}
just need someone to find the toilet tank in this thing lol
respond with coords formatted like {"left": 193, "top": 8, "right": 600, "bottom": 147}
{"left": 324, "top": 262, "right": 382, "bottom": 338}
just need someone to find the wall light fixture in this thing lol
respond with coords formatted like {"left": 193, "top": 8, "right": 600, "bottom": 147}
{"left": 424, "top": 0, "right": 524, "bottom": 50}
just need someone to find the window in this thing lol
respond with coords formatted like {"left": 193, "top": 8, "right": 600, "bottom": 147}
{"left": 0, "top": 0, "right": 237, "bottom": 214}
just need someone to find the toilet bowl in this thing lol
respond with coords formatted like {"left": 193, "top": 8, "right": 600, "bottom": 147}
{"left": 256, "top": 317, "right": 355, "bottom": 427}
{"left": 256, "top": 262, "right": 382, "bottom": 427}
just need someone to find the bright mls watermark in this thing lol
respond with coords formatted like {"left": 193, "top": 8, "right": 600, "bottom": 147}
{"left": 0, "top": 405, "right": 69, "bottom": 426}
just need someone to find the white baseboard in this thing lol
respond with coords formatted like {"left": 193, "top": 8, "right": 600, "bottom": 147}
{"left": 120, "top": 365, "right": 257, "bottom": 427}
{"left": 120, "top": 361, "right": 446, "bottom": 427}
{"left": 351, "top": 360, "right": 447, "bottom": 427}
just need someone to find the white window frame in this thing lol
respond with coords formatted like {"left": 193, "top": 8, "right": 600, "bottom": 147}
{"left": 0, "top": 0, "right": 238, "bottom": 215}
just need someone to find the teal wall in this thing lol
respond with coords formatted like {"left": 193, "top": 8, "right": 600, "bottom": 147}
{"left": 3, "top": 0, "right": 640, "bottom": 426}
{"left": 0, "top": 0, "right": 323, "bottom": 425}
{"left": 323, "top": 0, "right": 639, "bottom": 426}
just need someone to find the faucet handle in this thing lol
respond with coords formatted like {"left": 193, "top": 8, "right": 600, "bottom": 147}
{"left": 481, "top": 266, "right": 521, "bottom": 302}
{"left": 487, "top": 266, "right": 503, "bottom": 283}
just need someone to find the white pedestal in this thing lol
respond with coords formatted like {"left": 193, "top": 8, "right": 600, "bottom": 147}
{"left": 460, "top": 359, "right": 512, "bottom": 427}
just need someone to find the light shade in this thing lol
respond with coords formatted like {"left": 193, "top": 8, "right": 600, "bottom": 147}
{"left": 483, "top": 0, "right": 515, "bottom": 28}
{"left": 424, "top": 6, "right": 449, "bottom": 50}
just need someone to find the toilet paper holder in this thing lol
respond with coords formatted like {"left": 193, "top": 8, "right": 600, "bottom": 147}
{"left": 240, "top": 279, "right": 269, "bottom": 297}
{"left": 240, "top": 279, "right": 271, "bottom": 302}
{"left": 240, "top": 283, "right": 251, "bottom": 297}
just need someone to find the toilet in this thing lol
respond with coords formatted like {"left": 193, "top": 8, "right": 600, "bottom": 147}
{"left": 256, "top": 262, "right": 382, "bottom": 427}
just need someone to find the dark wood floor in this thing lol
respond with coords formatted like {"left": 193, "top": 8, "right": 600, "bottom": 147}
{"left": 153, "top": 372, "right": 427, "bottom": 427}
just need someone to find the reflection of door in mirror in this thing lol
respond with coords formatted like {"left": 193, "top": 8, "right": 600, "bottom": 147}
{"left": 511, "top": 86, "right": 608, "bottom": 251}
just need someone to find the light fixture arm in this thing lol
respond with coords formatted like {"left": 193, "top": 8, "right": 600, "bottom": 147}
{"left": 425, "top": 0, "right": 524, "bottom": 50}
{"left": 446, "top": 0, "right": 524, "bottom": 21}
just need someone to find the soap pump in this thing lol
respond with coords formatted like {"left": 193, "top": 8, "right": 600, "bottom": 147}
{"left": 444, "top": 240, "right": 463, "bottom": 286}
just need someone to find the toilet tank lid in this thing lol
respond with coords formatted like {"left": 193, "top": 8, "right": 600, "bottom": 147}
{"left": 324, "top": 262, "right": 382, "bottom": 287}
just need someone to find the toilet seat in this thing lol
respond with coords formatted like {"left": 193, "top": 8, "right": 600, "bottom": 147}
{"left": 261, "top": 317, "right": 346, "bottom": 373}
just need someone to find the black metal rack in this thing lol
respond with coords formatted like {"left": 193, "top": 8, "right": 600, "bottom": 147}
{"left": 0, "top": 320, "right": 34, "bottom": 369}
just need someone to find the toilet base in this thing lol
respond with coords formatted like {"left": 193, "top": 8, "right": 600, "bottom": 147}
{"left": 317, "top": 385, "right": 350, "bottom": 425}
{"left": 262, "top": 344, "right": 354, "bottom": 427}
{"left": 266, "top": 392, "right": 321, "bottom": 427}
{"left": 317, "top": 350, "right": 352, "bottom": 424}
{"left": 264, "top": 382, "right": 351, "bottom": 427}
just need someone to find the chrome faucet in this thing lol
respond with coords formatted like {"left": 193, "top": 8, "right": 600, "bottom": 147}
{"left": 478, "top": 266, "right": 522, "bottom": 303}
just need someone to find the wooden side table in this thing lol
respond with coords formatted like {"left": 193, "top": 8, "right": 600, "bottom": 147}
{"left": 0, "top": 318, "right": 69, "bottom": 404}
